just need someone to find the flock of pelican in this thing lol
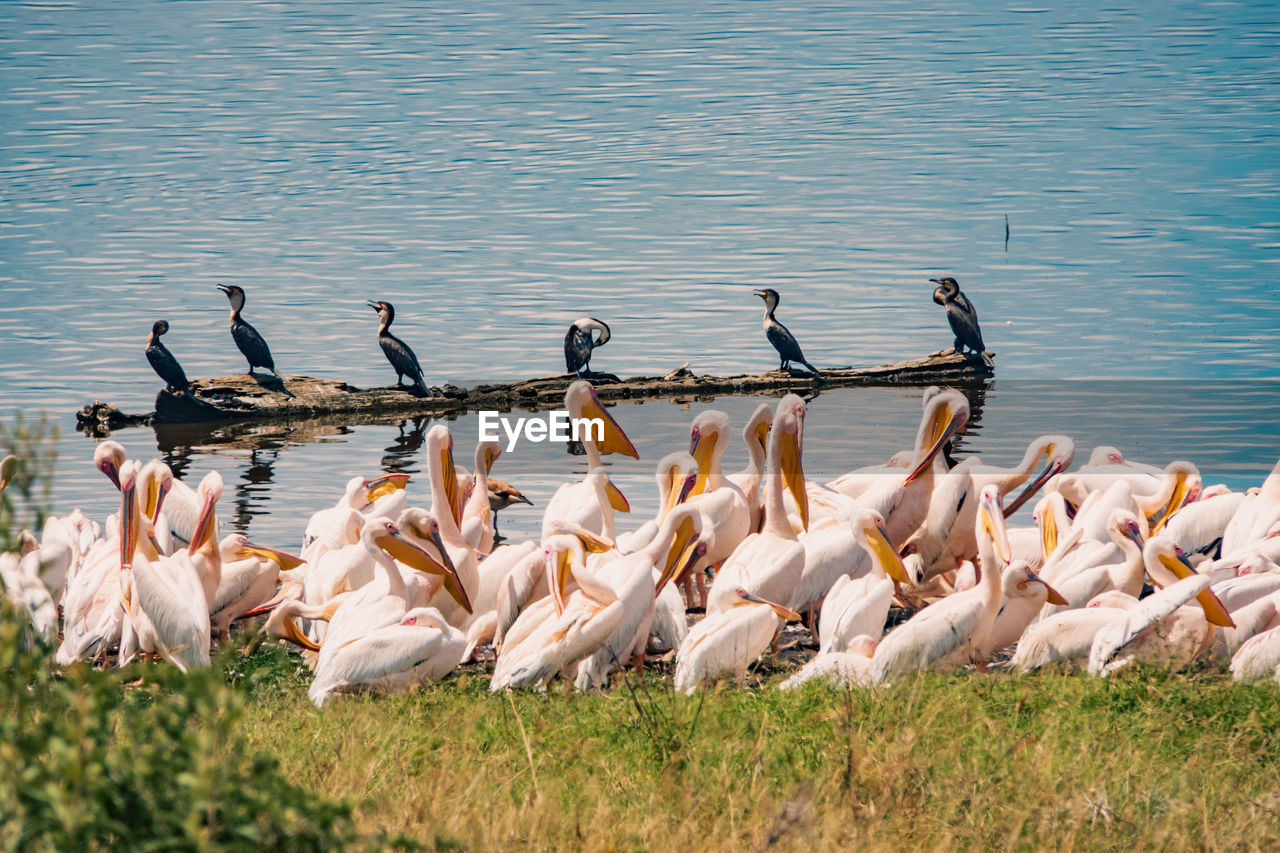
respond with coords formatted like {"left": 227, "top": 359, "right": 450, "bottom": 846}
{"left": 5, "top": 380, "right": 1280, "bottom": 705}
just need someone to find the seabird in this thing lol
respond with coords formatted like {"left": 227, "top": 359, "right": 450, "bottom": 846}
{"left": 487, "top": 476, "right": 534, "bottom": 536}
{"left": 217, "top": 284, "right": 283, "bottom": 378}
{"left": 931, "top": 276, "right": 992, "bottom": 366}
{"left": 368, "top": 300, "right": 436, "bottom": 397}
{"left": 144, "top": 320, "right": 189, "bottom": 393}
{"left": 564, "top": 317, "right": 611, "bottom": 378}
{"left": 752, "top": 288, "right": 821, "bottom": 377}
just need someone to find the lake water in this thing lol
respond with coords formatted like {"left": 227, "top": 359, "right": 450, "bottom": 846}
{"left": 1, "top": 1, "right": 1277, "bottom": 546}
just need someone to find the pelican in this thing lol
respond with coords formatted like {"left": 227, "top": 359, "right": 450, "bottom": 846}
{"left": 144, "top": 320, "right": 189, "bottom": 392}
{"left": 0, "top": 454, "right": 14, "bottom": 497}
{"left": 614, "top": 451, "right": 697, "bottom": 554}
{"left": 779, "top": 635, "right": 878, "bottom": 690}
{"left": 981, "top": 562, "right": 1068, "bottom": 657}
{"left": 870, "top": 486, "right": 1011, "bottom": 683}
{"left": 93, "top": 440, "right": 127, "bottom": 491}
{"left": 217, "top": 283, "right": 283, "bottom": 379}
{"left": 752, "top": 288, "right": 820, "bottom": 377}
{"left": 1087, "top": 573, "right": 1221, "bottom": 676}
{"left": 0, "top": 547, "right": 61, "bottom": 647}
{"left": 705, "top": 402, "right": 808, "bottom": 614}
{"left": 792, "top": 508, "right": 912, "bottom": 631}
{"left": 420, "top": 425, "right": 481, "bottom": 627}
{"left": 725, "top": 402, "right": 772, "bottom": 533}
{"left": 564, "top": 317, "right": 611, "bottom": 378}
{"left": 540, "top": 381, "right": 639, "bottom": 542}
{"left": 685, "top": 410, "right": 752, "bottom": 607}
{"left": 210, "top": 535, "right": 303, "bottom": 640}
{"left": 1161, "top": 489, "right": 1246, "bottom": 559}
{"left": 1012, "top": 591, "right": 1144, "bottom": 672}
{"left": 301, "top": 473, "right": 410, "bottom": 551}
{"left": 368, "top": 300, "right": 436, "bottom": 397}
{"left": 461, "top": 440, "right": 502, "bottom": 553}
{"left": 930, "top": 276, "right": 990, "bottom": 366}
{"left": 1037, "top": 510, "right": 1146, "bottom": 620}
{"left": 673, "top": 588, "right": 800, "bottom": 694}
{"left": 308, "top": 606, "right": 465, "bottom": 706}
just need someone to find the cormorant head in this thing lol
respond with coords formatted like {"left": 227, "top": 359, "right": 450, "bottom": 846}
{"left": 367, "top": 300, "right": 394, "bottom": 322}
{"left": 217, "top": 284, "right": 246, "bottom": 311}
{"left": 151, "top": 320, "right": 169, "bottom": 337}
{"left": 752, "top": 288, "right": 780, "bottom": 312}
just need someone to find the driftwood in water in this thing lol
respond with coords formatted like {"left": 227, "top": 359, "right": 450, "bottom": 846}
{"left": 78, "top": 349, "right": 993, "bottom": 430}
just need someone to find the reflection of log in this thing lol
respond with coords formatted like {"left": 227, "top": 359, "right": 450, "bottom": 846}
{"left": 84, "top": 349, "right": 993, "bottom": 429}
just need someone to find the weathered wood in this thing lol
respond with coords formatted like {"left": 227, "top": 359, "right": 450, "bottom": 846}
{"left": 78, "top": 349, "right": 993, "bottom": 431}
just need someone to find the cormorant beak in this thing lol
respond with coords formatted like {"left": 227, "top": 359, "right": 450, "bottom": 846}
{"left": 367, "top": 300, "right": 381, "bottom": 311}
{"left": 216, "top": 284, "right": 232, "bottom": 295}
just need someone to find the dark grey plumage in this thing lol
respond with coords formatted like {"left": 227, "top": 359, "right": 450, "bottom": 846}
{"left": 217, "top": 284, "right": 281, "bottom": 377}
{"left": 564, "top": 318, "right": 611, "bottom": 377}
{"left": 753, "top": 288, "right": 821, "bottom": 377}
{"left": 368, "top": 300, "right": 435, "bottom": 397}
{"left": 145, "top": 319, "right": 189, "bottom": 392}
{"left": 931, "top": 277, "right": 991, "bottom": 366}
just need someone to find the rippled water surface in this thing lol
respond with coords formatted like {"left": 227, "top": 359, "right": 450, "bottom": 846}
{"left": 1, "top": 1, "right": 1277, "bottom": 543}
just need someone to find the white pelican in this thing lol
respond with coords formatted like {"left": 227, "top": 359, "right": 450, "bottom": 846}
{"left": 1161, "top": 489, "right": 1246, "bottom": 558}
{"left": 461, "top": 538, "right": 540, "bottom": 658}
{"left": 778, "top": 635, "right": 878, "bottom": 691}
{"left": 117, "top": 461, "right": 211, "bottom": 672}
{"left": 726, "top": 402, "right": 773, "bottom": 534}
{"left": 1142, "top": 536, "right": 1234, "bottom": 629}
{"left": 1087, "top": 573, "right": 1219, "bottom": 676}
{"left": 869, "top": 485, "right": 1011, "bottom": 683}
{"left": 301, "top": 473, "right": 411, "bottom": 551}
{"left": 685, "top": 410, "right": 751, "bottom": 608}
{"left": 981, "top": 561, "right": 1068, "bottom": 657}
{"left": 1037, "top": 510, "right": 1146, "bottom": 620}
{"left": 792, "top": 508, "right": 912, "bottom": 631}
{"left": 540, "top": 380, "right": 639, "bottom": 543}
{"left": 421, "top": 425, "right": 481, "bottom": 628}
{"left": 93, "top": 440, "right": 127, "bottom": 491}
{"left": 308, "top": 606, "right": 465, "bottom": 706}
{"left": 705, "top": 402, "right": 808, "bottom": 615}
{"left": 0, "top": 547, "right": 60, "bottom": 647}
{"left": 1011, "top": 591, "right": 1143, "bottom": 672}
{"left": 209, "top": 535, "right": 303, "bottom": 640}
{"left": 1220, "top": 458, "right": 1280, "bottom": 556}
{"left": 673, "top": 588, "right": 800, "bottom": 694}
{"left": 614, "top": 451, "right": 697, "bottom": 554}
{"left": 461, "top": 439, "right": 502, "bottom": 554}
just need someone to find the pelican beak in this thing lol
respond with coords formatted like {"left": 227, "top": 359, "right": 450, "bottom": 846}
{"left": 658, "top": 515, "right": 701, "bottom": 592}
{"left": 380, "top": 529, "right": 471, "bottom": 614}
{"left": 580, "top": 389, "right": 640, "bottom": 459}
{"left": 278, "top": 613, "right": 321, "bottom": 652}
{"left": 1120, "top": 522, "right": 1145, "bottom": 551}
{"left": 241, "top": 594, "right": 286, "bottom": 617}
{"left": 1004, "top": 455, "right": 1063, "bottom": 518}
{"left": 738, "top": 588, "right": 801, "bottom": 622}
{"left": 365, "top": 472, "right": 411, "bottom": 503}
{"left": 440, "top": 442, "right": 464, "bottom": 526}
{"left": 546, "top": 547, "right": 575, "bottom": 616}
{"left": 240, "top": 542, "right": 306, "bottom": 571}
{"left": 1040, "top": 507, "right": 1059, "bottom": 562}
{"left": 980, "top": 491, "right": 1012, "bottom": 565}
{"left": 1032, "top": 570, "right": 1069, "bottom": 606}
{"left": 659, "top": 466, "right": 687, "bottom": 520}
{"left": 1151, "top": 472, "right": 1194, "bottom": 534}
{"left": 121, "top": 479, "right": 139, "bottom": 570}
{"left": 868, "top": 524, "right": 911, "bottom": 585}
{"left": 780, "top": 423, "right": 809, "bottom": 531}
{"left": 905, "top": 402, "right": 966, "bottom": 484}
{"left": 187, "top": 487, "right": 219, "bottom": 555}
{"left": 689, "top": 429, "right": 714, "bottom": 496}
{"left": 102, "top": 461, "right": 122, "bottom": 491}
{"left": 754, "top": 419, "right": 771, "bottom": 453}
{"left": 605, "top": 479, "right": 631, "bottom": 514}
{"left": 550, "top": 521, "right": 614, "bottom": 554}
{"left": 1157, "top": 551, "right": 1234, "bottom": 628}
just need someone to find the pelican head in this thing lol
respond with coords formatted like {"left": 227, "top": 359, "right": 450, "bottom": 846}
{"left": 1004, "top": 560, "right": 1069, "bottom": 605}
{"left": 94, "top": 440, "right": 127, "bottom": 491}
{"left": 1144, "top": 536, "right": 1233, "bottom": 628}
{"left": 0, "top": 455, "right": 16, "bottom": 496}
{"left": 188, "top": 470, "right": 224, "bottom": 554}
{"left": 851, "top": 509, "right": 912, "bottom": 585}
{"left": 905, "top": 389, "right": 969, "bottom": 483}
{"left": 564, "top": 380, "right": 639, "bottom": 460}
{"left": 735, "top": 588, "right": 801, "bottom": 622}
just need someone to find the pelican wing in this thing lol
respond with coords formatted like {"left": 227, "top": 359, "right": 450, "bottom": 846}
{"left": 819, "top": 573, "right": 892, "bottom": 654}
{"left": 1087, "top": 574, "right": 1210, "bottom": 677}
{"left": 130, "top": 555, "right": 212, "bottom": 672}
{"left": 309, "top": 622, "right": 465, "bottom": 706}
{"left": 870, "top": 593, "right": 984, "bottom": 683}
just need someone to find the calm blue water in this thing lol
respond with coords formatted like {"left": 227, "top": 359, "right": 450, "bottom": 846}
{"left": 1, "top": 1, "right": 1278, "bottom": 545}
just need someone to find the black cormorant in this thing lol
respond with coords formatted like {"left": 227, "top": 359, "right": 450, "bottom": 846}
{"left": 217, "top": 284, "right": 283, "bottom": 378}
{"left": 930, "top": 277, "right": 991, "bottom": 366}
{"left": 564, "top": 317, "right": 611, "bottom": 377}
{"left": 145, "top": 319, "right": 189, "bottom": 392}
{"left": 752, "top": 288, "right": 821, "bottom": 377}
{"left": 368, "top": 300, "right": 436, "bottom": 397}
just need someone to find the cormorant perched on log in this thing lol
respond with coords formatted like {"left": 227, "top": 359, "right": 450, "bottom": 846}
{"left": 931, "top": 276, "right": 992, "bottom": 367}
{"left": 368, "top": 300, "right": 437, "bottom": 397}
{"left": 564, "top": 317, "right": 611, "bottom": 378}
{"left": 145, "top": 320, "right": 189, "bottom": 392}
{"left": 217, "top": 284, "right": 283, "bottom": 378}
{"left": 752, "top": 288, "right": 821, "bottom": 377}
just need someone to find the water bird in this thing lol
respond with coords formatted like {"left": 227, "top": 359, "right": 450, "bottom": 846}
{"left": 931, "top": 277, "right": 991, "bottom": 366}
{"left": 368, "top": 300, "right": 436, "bottom": 397}
{"left": 217, "top": 284, "right": 285, "bottom": 379}
{"left": 144, "top": 320, "right": 189, "bottom": 393}
{"left": 752, "top": 288, "right": 821, "bottom": 377}
{"left": 564, "top": 317, "right": 611, "bottom": 378}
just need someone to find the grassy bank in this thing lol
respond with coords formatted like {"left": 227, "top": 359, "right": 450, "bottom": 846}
{"left": 9, "top": 630, "right": 1280, "bottom": 851}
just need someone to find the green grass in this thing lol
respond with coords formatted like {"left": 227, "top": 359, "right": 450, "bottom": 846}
{"left": 9, "top": 625, "right": 1280, "bottom": 851}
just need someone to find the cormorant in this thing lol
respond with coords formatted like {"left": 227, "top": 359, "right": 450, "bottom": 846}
{"left": 368, "top": 300, "right": 436, "bottom": 397}
{"left": 145, "top": 319, "right": 189, "bottom": 392}
{"left": 752, "top": 288, "right": 821, "bottom": 377}
{"left": 564, "top": 317, "right": 611, "bottom": 377}
{"left": 217, "top": 284, "right": 283, "bottom": 378}
{"left": 930, "top": 277, "right": 991, "bottom": 366}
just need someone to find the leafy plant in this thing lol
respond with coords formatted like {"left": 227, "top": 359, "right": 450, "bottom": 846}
{"left": 0, "top": 412, "right": 59, "bottom": 551}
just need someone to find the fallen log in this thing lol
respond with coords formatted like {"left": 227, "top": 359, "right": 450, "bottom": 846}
{"left": 77, "top": 349, "right": 993, "bottom": 431}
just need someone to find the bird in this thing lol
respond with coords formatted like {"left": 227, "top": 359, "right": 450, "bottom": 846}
{"left": 752, "top": 288, "right": 821, "bottom": 377}
{"left": 564, "top": 318, "right": 611, "bottom": 378}
{"left": 487, "top": 477, "right": 534, "bottom": 537}
{"left": 367, "top": 300, "right": 436, "bottom": 397}
{"left": 931, "top": 277, "right": 991, "bottom": 367}
{"left": 144, "top": 320, "right": 189, "bottom": 393}
{"left": 673, "top": 587, "right": 800, "bottom": 694}
{"left": 217, "top": 284, "right": 284, "bottom": 380}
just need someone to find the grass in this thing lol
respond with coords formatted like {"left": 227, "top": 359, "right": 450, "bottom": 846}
{"left": 227, "top": 644, "right": 1280, "bottom": 851}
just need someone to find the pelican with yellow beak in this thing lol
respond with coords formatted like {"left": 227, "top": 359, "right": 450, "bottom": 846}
{"left": 461, "top": 439, "right": 502, "bottom": 554}
{"left": 423, "top": 425, "right": 480, "bottom": 628}
{"left": 615, "top": 451, "right": 697, "bottom": 554}
{"left": 705, "top": 403, "right": 809, "bottom": 615}
{"left": 684, "top": 409, "right": 751, "bottom": 609}
{"left": 726, "top": 402, "right": 773, "bottom": 534}
{"left": 673, "top": 587, "right": 801, "bottom": 694}
{"left": 540, "top": 380, "right": 640, "bottom": 542}
{"left": 301, "top": 472, "right": 411, "bottom": 551}
{"left": 870, "top": 486, "right": 1013, "bottom": 683}
{"left": 210, "top": 534, "right": 305, "bottom": 640}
